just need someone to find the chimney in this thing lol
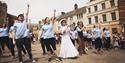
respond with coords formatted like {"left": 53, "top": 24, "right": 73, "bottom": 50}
{"left": 74, "top": 4, "right": 78, "bottom": 10}
{"left": 61, "top": 12, "right": 65, "bottom": 15}
{"left": 90, "top": 0, "right": 95, "bottom": 2}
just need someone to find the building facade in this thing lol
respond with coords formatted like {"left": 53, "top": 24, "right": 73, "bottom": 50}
{"left": 57, "top": 0, "right": 125, "bottom": 42}
{"left": 86, "top": 0, "right": 121, "bottom": 38}
{"left": 118, "top": 0, "right": 125, "bottom": 32}
{"left": 57, "top": 4, "right": 86, "bottom": 26}
{"left": 0, "top": 1, "right": 7, "bottom": 27}
{"left": 0, "top": 1, "right": 17, "bottom": 28}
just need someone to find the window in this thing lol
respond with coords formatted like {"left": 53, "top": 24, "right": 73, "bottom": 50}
{"left": 77, "top": 13, "right": 83, "bottom": 19}
{"left": 111, "top": 12, "right": 116, "bottom": 20}
{"left": 110, "top": 0, "right": 115, "bottom": 7}
{"left": 112, "top": 28, "right": 117, "bottom": 34}
{"left": 77, "top": 14, "right": 79, "bottom": 19}
{"left": 88, "top": 8, "right": 91, "bottom": 13}
{"left": 70, "top": 16, "right": 73, "bottom": 20}
{"left": 102, "top": 3, "right": 106, "bottom": 9}
{"left": 90, "top": 0, "right": 95, "bottom": 1}
{"left": 94, "top": 5, "right": 98, "bottom": 11}
{"left": 102, "top": 14, "right": 107, "bottom": 22}
{"left": 88, "top": 18, "right": 91, "bottom": 24}
{"left": 80, "top": 13, "right": 83, "bottom": 18}
{"left": 95, "top": 16, "right": 98, "bottom": 23}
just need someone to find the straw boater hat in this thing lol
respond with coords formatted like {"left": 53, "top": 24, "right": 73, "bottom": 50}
{"left": 60, "top": 19, "right": 66, "bottom": 24}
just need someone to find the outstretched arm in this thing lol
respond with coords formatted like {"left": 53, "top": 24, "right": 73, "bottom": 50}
{"left": 51, "top": 17, "right": 56, "bottom": 25}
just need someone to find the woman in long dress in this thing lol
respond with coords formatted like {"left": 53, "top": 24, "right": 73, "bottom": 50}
{"left": 59, "top": 19, "right": 79, "bottom": 58}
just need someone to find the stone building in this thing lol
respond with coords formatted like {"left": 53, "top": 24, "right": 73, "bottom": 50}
{"left": 0, "top": 1, "right": 17, "bottom": 28}
{"left": 0, "top": 1, "right": 7, "bottom": 27}
{"left": 57, "top": 4, "right": 86, "bottom": 25}
{"left": 86, "top": 0, "right": 120, "bottom": 38}
{"left": 118, "top": 0, "right": 125, "bottom": 32}
{"left": 57, "top": 0, "right": 125, "bottom": 42}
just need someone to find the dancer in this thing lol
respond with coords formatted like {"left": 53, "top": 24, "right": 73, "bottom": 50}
{"left": 119, "top": 32, "right": 125, "bottom": 48}
{"left": 92, "top": 25, "right": 103, "bottom": 54}
{"left": 38, "top": 19, "right": 47, "bottom": 55}
{"left": 0, "top": 23, "right": 16, "bottom": 58}
{"left": 86, "top": 30, "right": 92, "bottom": 49}
{"left": 69, "top": 23, "right": 78, "bottom": 45}
{"left": 0, "top": 23, "right": 9, "bottom": 51}
{"left": 13, "top": 14, "right": 35, "bottom": 63}
{"left": 76, "top": 21, "right": 86, "bottom": 55}
{"left": 103, "top": 28, "right": 111, "bottom": 49}
{"left": 9, "top": 26, "right": 16, "bottom": 58}
{"left": 13, "top": 18, "right": 27, "bottom": 55}
{"left": 82, "top": 27, "right": 88, "bottom": 51}
{"left": 59, "top": 19, "right": 79, "bottom": 59}
{"left": 38, "top": 17, "right": 61, "bottom": 62}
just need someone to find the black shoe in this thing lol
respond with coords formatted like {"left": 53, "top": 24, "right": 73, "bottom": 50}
{"left": 11, "top": 56, "right": 16, "bottom": 59}
{"left": 19, "top": 61, "right": 23, "bottom": 63}
{"left": 55, "top": 57, "right": 62, "bottom": 61}
{"left": 48, "top": 57, "right": 52, "bottom": 62}
{"left": 43, "top": 53, "right": 46, "bottom": 55}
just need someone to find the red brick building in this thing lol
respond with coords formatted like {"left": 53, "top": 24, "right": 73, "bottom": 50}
{"left": 0, "top": 1, "right": 7, "bottom": 27}
{"left": 118, "top": 0, "right": 125, "bottom": 32}
{"left": 0, "top": 1, "right": 16, "bottom": 28}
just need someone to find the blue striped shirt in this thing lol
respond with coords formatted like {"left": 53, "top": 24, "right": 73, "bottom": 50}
{"left": 23, "top": 29, "right": 30, "bottom": 38}
{"left": 104, "top": 30, "right": 110, "bottom": 37}
{"left": 13, "top": 22, "right": 27, "bottom": 39}
{"left": 9, "top": 26, "right": 14, "bottom": 32}
{"left": 41, "top": 24, "right": 54, "bottom": 39}
{"left": 0, "top": 27, "right": 9, "bottom": 37}
{"left": 92, "top": 28, "right": 102, "bottom": 38}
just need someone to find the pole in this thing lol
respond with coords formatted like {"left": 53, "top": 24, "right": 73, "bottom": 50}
{"left": 54, "top": 9, "right": 56, "bottom": 18}
{"left": 26, "top": 4, "right": 30, "bottom": 23}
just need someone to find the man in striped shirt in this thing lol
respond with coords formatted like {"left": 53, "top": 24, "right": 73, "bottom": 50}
{"left": 13, "top": 14, "right": 35, "bottom": 63}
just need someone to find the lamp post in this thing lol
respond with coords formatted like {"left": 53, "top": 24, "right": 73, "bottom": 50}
{"left": 54, "top": 9, "right": 56, "bottom": 18}
{"left": 26, "top": 4, "right": 30, "bottom": 23}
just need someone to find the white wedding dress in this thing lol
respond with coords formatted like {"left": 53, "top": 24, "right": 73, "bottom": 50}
{"left": 59, "top": 26, "right": 79, "bottom": 58}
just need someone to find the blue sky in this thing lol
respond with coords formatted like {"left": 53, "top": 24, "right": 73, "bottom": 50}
{"left": 3, "top": 0, "right": 89, "bottom": 24}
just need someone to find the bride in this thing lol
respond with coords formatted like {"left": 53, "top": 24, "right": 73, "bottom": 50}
{"left": 59, "top": 19, "right": 79, "bottom": 59}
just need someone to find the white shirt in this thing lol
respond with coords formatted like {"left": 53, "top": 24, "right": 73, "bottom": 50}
{"left": 13, "top": 22, "right": 27, "bottom": 39}
{"left": 76, "top": 27, "right": 82, "bottom": 32}
{"left": 41, "top": 24, "right": 54, "bottom": 39}
{"left": 83, "top": 31, "right": 87, "bottom": 37}
{"left": 87, "top": 33, "right": 92, "bottom": 39}
{"left": 9, "top": 26, "right": 14, "bottom": 38}
{"left": 92, "top": 28, "right": 102, "bottom": 38}
{"left": 23, "top": 29, "right": 30, "bottom": 38}
{"left": 104, "top": 30, "right": 110, "bottom": 37}
{"left": 0, "top": 27, "right": 8, "bottom": 37}
{"left": 70, "top": 30, "right": 78, "bottom": 39}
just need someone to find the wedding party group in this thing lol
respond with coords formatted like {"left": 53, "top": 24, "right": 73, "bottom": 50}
{"left": 0, "top": 14, "right": 125, "bottom": 63}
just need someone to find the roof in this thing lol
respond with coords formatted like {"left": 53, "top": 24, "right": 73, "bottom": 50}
{"left": 56, "top": 6, "right": 86, "bottom": 21}
{"left": 0, "top": 1, "right": 7, "bottom": 8}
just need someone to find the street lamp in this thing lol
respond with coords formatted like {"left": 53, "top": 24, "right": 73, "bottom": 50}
{"left": 54, "top": 9, "right": 56, "bottom": 18}
{"left": 26, "top": 4, "right": 30, "bottom": 23}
